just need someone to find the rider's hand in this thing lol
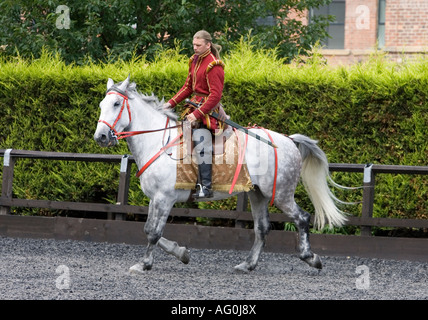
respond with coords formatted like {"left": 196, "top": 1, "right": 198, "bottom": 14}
{"left": 163, "top": 102, "right": 172, "bottom": 109}
{"left": 186, "top": 113, "right": 197, "bottom": 123}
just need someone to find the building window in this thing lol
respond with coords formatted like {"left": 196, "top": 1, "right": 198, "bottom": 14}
{"left": 256, "top": 15, "right": 276, "bottom": 27}
{"left": 310, "top": 0, "right": 346, "bottom": 49}
{"left": 377, "top": 0, "right": 386, "bottom": 48}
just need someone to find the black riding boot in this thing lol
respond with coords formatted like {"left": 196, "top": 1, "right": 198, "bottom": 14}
{"left": 192, "top": 127, "right": 213, "bottom": 199}
{"left": 193, "top": 163, "right": 213, "bottom": 198}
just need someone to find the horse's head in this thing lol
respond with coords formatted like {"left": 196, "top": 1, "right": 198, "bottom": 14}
{"left": 94, "top": 76, "right": 134, "bottom": 147}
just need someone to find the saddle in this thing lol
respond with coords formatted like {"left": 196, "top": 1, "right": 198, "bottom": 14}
{"left": 175, "top": 126, "right": 253, "bottom": 194}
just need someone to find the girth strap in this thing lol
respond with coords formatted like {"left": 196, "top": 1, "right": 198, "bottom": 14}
{"left": 229, "top": 129, "right": 248, "bottom": 194}
{"left": 258, "top": 127, "right": 278, "bottom": 206}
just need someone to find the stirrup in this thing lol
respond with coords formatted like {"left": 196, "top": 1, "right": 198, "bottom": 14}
{"left": 192, "top": 184, "right": 213, "bottom": 199}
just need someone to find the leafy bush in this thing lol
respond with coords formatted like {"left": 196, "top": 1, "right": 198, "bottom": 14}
{"left": 0, "top": 44, "right": 427, "bottom": 220}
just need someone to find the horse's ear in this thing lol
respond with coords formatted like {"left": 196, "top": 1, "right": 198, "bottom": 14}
{"left": 118, "top": 74, "right": 130, "bottom": 92}
{"left": 107, "top": 78, "right": 114, "bottom": 90}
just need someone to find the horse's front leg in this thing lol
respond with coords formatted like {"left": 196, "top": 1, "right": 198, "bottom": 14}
{"left": 158, "top": 237, "right": 190, "bottom": 264}
{"left": 129, "top": 198, "right": 172, "bottom": 274}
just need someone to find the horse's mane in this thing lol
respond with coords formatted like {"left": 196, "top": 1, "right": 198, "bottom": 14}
{"left": 111, "top": 81, "right": 179, "bottom": 121}
{"left": 130, "top": 83, "right": 179, "bottom": 121}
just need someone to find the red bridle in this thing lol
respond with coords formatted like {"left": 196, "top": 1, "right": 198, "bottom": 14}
{"left": 98, "top": 91, "right": 132, "bottom": 140}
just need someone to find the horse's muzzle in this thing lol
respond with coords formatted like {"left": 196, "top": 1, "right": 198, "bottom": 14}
{"left": 94, "top": 129, "right": 118, "bottom": 147}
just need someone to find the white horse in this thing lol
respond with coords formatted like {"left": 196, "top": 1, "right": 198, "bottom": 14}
{"left": 94, "top": 76, "right": 348, "bottom": 273}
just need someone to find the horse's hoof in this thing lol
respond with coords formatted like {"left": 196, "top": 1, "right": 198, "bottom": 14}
{"left": 179, "top": 247, "right": 190, "bottom": 264}
{"left": 234, "top": 262, "right": 251, "bottom": 273}
{"left": 301, "top": 254, "right": 323, "bottom": 269}
{"left": 129, "top": 263, "right": 146, "bottom": 275}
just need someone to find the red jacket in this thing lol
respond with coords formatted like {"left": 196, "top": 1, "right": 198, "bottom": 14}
{"left": 168, "top": 49, "right": 225, "bottom": 131}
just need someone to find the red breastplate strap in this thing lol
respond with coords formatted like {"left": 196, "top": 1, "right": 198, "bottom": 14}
{"left": 135, "top": 132, "right": 183, "bottom": 178}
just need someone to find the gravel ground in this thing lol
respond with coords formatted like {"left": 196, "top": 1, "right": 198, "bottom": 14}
{"left": 0, "top": 236, "right": 427, "bottom": 301}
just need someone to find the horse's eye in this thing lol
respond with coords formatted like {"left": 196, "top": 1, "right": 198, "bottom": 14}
{"left": 114, "top": 101, "right": 120, "bottom": 107}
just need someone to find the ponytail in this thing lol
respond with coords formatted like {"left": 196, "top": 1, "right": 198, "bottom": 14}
{"left": 210, "top": 43, "right": 222, "bottom": 60}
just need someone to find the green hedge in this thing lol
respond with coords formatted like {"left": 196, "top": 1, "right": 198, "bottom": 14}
{"left": 0, "top": 45, "right": 427, "bottom": 220}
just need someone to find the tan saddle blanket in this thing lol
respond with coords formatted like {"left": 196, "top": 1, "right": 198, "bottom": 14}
{"left": 175, "top": 127, "right": 253, "bottom": 193}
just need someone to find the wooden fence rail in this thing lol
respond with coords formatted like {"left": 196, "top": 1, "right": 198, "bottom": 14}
{"left": 1, "top": 149, "right": 428, "bottom": 236}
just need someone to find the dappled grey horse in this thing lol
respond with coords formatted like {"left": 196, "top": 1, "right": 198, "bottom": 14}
{"left": 94, "top": 76, "right": 349, "bottom": 273}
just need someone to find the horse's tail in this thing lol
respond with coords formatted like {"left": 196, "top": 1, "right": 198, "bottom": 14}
{"left": 290, "top": 134, "right": 347, "bottom": 230}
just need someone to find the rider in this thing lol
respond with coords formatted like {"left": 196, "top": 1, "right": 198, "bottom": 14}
{"left": 164, "top": 30, "right": 225, "bottom": 199}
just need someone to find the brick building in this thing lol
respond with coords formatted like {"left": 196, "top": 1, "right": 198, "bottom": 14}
{"left": 308, "top": 0, "right": 428, "bottom": 65}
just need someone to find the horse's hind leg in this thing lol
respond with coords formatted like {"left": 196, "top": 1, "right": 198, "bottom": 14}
{"left": 290, "top": 203, "right": 322, "bottom": 269}
{"left": 274, "top": 197, "right": 321, "bottom": 269}
{"left": 234, "top": 188, "right": 271, "bottom": 273}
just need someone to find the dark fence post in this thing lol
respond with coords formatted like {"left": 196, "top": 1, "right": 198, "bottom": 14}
{"left": 0, "top": 149, "right": 14, "bottom": 215}
{"left": 361, "top": 163, "right": 375, "bottom": 236}
{"left": 111, "top": 154, "right": 132, "bottom": 221}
